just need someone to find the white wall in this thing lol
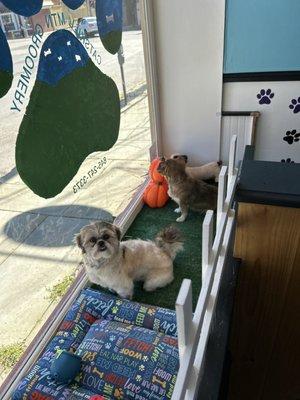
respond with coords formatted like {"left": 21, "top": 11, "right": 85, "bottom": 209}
{"left": 223, "top": 82, "right": 300, "bottom": 163}
{"left": 152, "top": 0, "right": 225, "bottom": 164}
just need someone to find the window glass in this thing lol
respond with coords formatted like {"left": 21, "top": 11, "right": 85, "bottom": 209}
{"left": 0, "top": 0, "right": 151, "bottom": 382}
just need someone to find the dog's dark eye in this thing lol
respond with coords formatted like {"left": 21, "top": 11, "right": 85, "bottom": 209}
{"left": 102, "top": 234, "right": 109, "bottom": 241}
{"left": 89, "top": 237, "right": 97, "bottom": 244}
{"left": 173, "top": 155, "right": 179, "bottom": 159}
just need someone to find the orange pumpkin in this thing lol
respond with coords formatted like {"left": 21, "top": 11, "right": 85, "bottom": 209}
{"left": 143, "top": 181, "right": 169, "bottom": 208}
{"left": 149, "top": 158, "right": 165, "bottom": 183}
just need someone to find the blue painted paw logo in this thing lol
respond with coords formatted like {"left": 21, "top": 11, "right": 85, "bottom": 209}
{"left": 1, "top": 0, "right": 84, "bottom": 17}
{"left": 257, "top": 89, "right": 274, "bottom": 105}
{"left": 289, "top": 97, "right": 300, "bottom": 113}
{"left": 283, "top": 130, "right": 300, "bottom": 145}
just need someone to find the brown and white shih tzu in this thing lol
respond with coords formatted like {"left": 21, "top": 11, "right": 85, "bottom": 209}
{"left": 170, "top": 154, "right": 221, "bottom": 182}
{"left": 76, "top": 221, "right": 183, "bottom": 299}
{"left": 157, "top": 157, "right": 217, "bottom": 222}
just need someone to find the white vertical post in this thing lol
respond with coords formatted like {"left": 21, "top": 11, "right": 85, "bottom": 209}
{"left": 228, "top": 135, "right": 237, "bottom": 181}
{"left": 176, "top": 279, "right": 193, "bottom": 360}
{"left": 217, "top": 166, "right": 228, "bottom": 227}
{"left": 202, "top": 210, "right": 214, "bottom": 284}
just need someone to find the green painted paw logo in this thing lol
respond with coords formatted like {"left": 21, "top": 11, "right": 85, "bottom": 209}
{"left": 16, "top": 30, "right": 120, "bottom": 198}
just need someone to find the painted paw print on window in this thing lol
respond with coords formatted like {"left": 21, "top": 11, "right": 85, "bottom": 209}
{"left": 139, "top": 364, "right": 145, "bottom": 371}
{"left": 147, "top": 308, "right": 156, "bottom": 316}
{"left": 136, "top": 375, "right": 142, "bottom": 382}
{"left": 283, "top": 130, "right": 300, "bottom": 145}
{"left": 16, "top": 30, "right": 120, "bottom": 198}
{"left": 281, "top": 158, "right": 295, "bottom": 163}
{"left": 289, "top": 98, "right": 300, "bottom": 113}
{"left": 257, "top": 89, "right": 274, "bottom": 105}
{"left": 0, "top": 27, "right": 13, "bottom": 99}
{"left": 104, "top": 342, "right": 112, "bottom": 350}
{"left": 111, "top": 306, "right": 119, "bottom": 314}
{"left": 1, "top": 0, "right": 84, "bottom": 16}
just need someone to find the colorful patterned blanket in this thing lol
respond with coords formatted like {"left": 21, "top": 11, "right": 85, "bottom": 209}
{"left": 13, "top": 288, "right": 179, "bottom": 400}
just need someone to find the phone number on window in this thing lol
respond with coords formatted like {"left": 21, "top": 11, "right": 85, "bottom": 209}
{"left": 73, "top": 157, "right": 107, "bottom": 194}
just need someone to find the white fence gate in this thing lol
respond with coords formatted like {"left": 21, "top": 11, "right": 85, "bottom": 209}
{"left": 173, "top": 135, "right": 239, "bottom": 399}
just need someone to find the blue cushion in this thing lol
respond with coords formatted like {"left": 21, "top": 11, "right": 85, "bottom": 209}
{"left": 13, "top": 289, "right": 179, "bottom": 400}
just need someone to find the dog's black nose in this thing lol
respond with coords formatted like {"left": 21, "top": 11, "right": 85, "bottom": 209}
{"left": 98, "top": 240, "right": 107, "bottom": 251}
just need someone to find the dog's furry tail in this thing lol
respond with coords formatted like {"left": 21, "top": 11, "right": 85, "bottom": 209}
{"left": 155, "top": 226, "right": 184, "bottom": 260}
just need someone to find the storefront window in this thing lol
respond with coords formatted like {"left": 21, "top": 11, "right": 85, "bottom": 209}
{"left": 0, "top": 0, "right": 151, "bottom": 383}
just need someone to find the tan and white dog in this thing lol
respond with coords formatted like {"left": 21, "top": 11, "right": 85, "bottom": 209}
{"left": 76, "top": 221, "right": 183, "bottom": 299}
{"left": 171, "top": 154, "right": 221, "bottom": 182}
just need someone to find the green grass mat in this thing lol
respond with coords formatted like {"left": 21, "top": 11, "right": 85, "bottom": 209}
{"left": 124, "top": 200, "right": 204, "bottom": 310}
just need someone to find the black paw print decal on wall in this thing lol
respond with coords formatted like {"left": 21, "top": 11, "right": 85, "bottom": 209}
{"left": 289, "top": 98, "right": 300, "bottom": 113}
{"left": 257, "top": 89, "right": 274, "bottom": 105}
{"left": 283, "top": 130, "right": 300, "bottom": 145}
{"left": 281, "top": 158, "right": 295, "bottom": 163}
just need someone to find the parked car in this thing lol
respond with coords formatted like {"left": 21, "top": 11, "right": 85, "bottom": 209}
{"left": 77, "top": 17, "right": 98, "bottom": 38}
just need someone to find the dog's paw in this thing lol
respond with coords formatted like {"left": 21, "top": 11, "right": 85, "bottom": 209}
{"left": 176, "top": 215, "right": 186, "bottom": 222}
{"left": 143, "top": 284, "right": 156, "bottom": 292}
{"left": 118, "top": 291, "right": 133, "bottom": 300}
{"left": 174, "top": 207, "right": 181, "bottom": 213}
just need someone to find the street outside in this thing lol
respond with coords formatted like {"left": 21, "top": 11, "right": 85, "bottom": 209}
{"left": 0, "top": 29, "right": 151, "bottom": 383}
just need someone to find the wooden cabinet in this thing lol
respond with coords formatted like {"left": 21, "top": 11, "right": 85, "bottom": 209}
{"left": 227, "top": 149, "right": 300, "bottom": 400}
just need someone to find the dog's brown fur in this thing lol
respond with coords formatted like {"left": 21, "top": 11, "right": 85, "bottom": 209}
{"left": 157, "top": 158, "right": 217, "bottom": 222}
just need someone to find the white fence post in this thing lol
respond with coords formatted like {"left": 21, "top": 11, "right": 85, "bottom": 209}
{"left": 189, "top": 209, "right": 236, "bottom": 399}
{"left": 202, "top": 210, "right": 214, "bottom": 284}
{"left": 228, "top": 134, "right": 237, "bottom": 182}
{"left": 176, "top": 279, "right": 193, "bottom": 360}
{"left": 217, "top": 166, "right": 228, "bottom": 227}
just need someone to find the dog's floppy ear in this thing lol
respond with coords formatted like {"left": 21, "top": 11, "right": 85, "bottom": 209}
{"left": 113, "top": 225, "right": 121, "bottom": 240}
{"left": 75, "top": 233, "right": 86, "bottom": 253}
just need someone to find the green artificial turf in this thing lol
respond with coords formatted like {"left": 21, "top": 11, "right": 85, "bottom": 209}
{"left": 124, "top": 200, "right": 204, "bottom": 310}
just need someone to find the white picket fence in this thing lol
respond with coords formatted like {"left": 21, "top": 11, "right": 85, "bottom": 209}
{"left": 172, "top": 135, "right": 238, "bottom": 399}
